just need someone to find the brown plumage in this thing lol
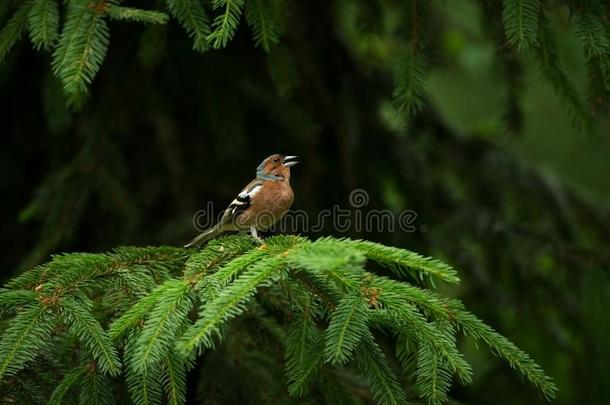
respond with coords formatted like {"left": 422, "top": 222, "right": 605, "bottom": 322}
{"left": 185, "top": 154, "right": 298, "bottom": 247}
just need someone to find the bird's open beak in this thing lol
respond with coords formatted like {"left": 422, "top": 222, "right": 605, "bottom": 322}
{"left": 283, "top": 155, "right": 299, "bottom": 167}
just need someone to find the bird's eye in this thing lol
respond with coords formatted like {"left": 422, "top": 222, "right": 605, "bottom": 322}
{"left": 273, "top": 157, "right": 280, "bottom": 162}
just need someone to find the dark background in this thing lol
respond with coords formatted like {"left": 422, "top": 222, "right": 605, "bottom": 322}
{"left": 1, "top": 0, "right": 609, "bottom": 403}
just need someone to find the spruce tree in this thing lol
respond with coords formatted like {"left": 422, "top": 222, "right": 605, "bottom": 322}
{"left": 0, "top": 235, "right": 557, "bottom": 403}
{"left": 1, "top": 0, "right": 609, "bottom": 403}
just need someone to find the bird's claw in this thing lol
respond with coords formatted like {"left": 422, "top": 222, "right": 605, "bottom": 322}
{"left": 250, "top": 227, "right": 264, "bottom": 245}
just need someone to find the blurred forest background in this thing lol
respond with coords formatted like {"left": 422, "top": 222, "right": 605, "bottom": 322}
{"left": 1, "top": 0, "right": 610, "bottom": 403}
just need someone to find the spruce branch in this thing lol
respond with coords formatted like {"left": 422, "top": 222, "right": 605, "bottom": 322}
{"left": 51, "top": 0, "right": 110, "bottom": 94}
{"left": 177, "top": 254, "right": 288, "bottom": 355}
{"left": 572, "top": 7, "right": 610, "bottom": 108}
{"left": 285, "top": 309, "right": 324, "bottom": 396}
{"left": 126, "top": 329, "right": 164, "bottom": 405}
{"left": 374, "top": 306, "right": 473, "bottom": 385}
{"left": 108, "top": 283, "right": 170, "bottom": 341}
{"left": 245, "top": 0, "right": 280, "bottom": 52}
{"left": 27, "top": 0, "right": 59, "bottom": 50}
{"left": 480, "top": 0, "right": 526, "bottom": 134}
{"left": 415, "top": 339, "right": 452, "bottom": 405}
{"left": 106, "top": 6, "right": 170, "bottom": 25}
{"left": 535, "top": 12, "right": 594, "bottom": 135}
{"left": 0, "top": 304, "right": 55, "bottom": 380}
{"left": 289, "top": 240, "right": 366, "bottom": 291}
{"left": 355, "top": 331, "right": 408, "bottom": 405}
{"left": 447, "top": 300, "right": 558, "bottom": 400}
{"left": 0, "top": 289, "right": 38, "bottom": 315}
{"left": 131, "top": 280, "right": 194, "bottom": 373}
{"left": 324, "top": 294, "right": 369, "bottom": 365}
{"left": 502, "top": 0, "right": 540, "bottom": 51}
{"left": 0, "top": 235, "right": 557, "bottom": 403}
{"left": 184, "top": 235, "right": 256, "bottom": 284}
{"left": 60, "top": 296, "right": 122, "bottom": 376}
{"left": 0, "top": 0, "right": 33, "bottom": 63}
{"left": 47, "top": 365, "right": 86, "bottom": 405}
{"left": 166, "top": 0, "right": 211, "bottom": 52}
{"left": 393, "top": 0, "right": 429, "bottom": 117}
{"left": 208, "top": 0, "right": 246, "bottom": 49}
{"left": 162, "top": 351, "right": 192, "bottom": 405}
{"left": 79, "top": 366, "right": 115, "bottom": 404}
{"left": 348, "top": 239, "right": 460, "bottom": 285}
{"left": 393, "top": 51, "right": 426, "bottom": 117}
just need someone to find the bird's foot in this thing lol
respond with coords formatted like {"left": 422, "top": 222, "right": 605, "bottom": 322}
{"left": 250, "top": 227, "right": 264, "bottom": 246}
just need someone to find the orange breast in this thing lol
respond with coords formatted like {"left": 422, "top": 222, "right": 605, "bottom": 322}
{"left": 235, "top": 181, "right": 294, "bottom": 230}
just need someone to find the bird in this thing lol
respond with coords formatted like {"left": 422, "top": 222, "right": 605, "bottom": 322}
{"left": 185, "top": 154, "right": 298, "bottom": 247}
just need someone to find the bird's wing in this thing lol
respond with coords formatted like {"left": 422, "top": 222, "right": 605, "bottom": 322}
{"left": 219, "top": 179, "right": 264, "bottom": 225}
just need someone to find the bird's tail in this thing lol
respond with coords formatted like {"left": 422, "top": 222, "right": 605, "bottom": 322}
{"left": 184, "top": 226, "right": 224, "bottom": 248}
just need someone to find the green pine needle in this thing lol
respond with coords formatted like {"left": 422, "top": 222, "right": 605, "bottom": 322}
{"left": 166, "top": 0, "right": 211, "bottom": 52}
{"left": 393, "top": 52, "right": 426, "bottom": 116}
{"left": 0, "top": 304, "right": 55, "bottom": 380}
{"left": 79, "top": 367, "right": 115, "bottom": 404}
{"left": 0, "top": 235, "right": 557, "bottom": 403}
{"left": 107, "top": 6, "right": 169, "bottom": 25}
{"left": 574, "top": 9, "right": 610, "bottom": 100}
{"left": 285, "top": 309, "right": 324, "bottom": 397}
{"left": 502, "top": 0, "right": 540, "bottom": 51}
{"left": 393, "top": 0, "right": 429, "bottom": 116}
{"left": 51, "top": 0, "right": 110, "bottom": 94}
{"left": 356, "top": 331, "right": 408, "bottom": 405}
{"left": 449, "top": 301, "right": 558, "bottom": 400}
{"left": 323, "top": 294, "right": 369, "bottom": 365}
{"left": 0, "top": 1, "right": 33, "bottom": 63}
{"left": 245, "top": 0, "right": 280, "bottom": 52}
{"left": 349, "top": 239, "right": 460, "bottom": 285}
{"left": 162, "top": 350, "right": 192, "bottom": 405}
{"left": 535, "top": 13, "right": 594, "bottom": 136}
{"left": 60, "top": 297, "right": 122, "bottom": 376}
{"left": 415, "top": 342, "right": 452, "bottom": 405}
{"left": 208, "top": 0, "right": 245, "bottom": 49}
{"left": 27, "top": 0, "right": 59, "bottom": 50}
{"left": 177, "top": 255, "right": 286, "bottom": 355}
{"left": 108, "top": 283, "right": 169, "bottom": 341}
{"left": 126, "top": 329, "right": 164, "bottom": 405}
{"left": 131, "top": 280, "right": 194, "bottom": 373}
{"left": 48, "top": 366, "right": 86, "bottom": 405}
{"left": 0, "top": 289, "right": 38, "bottom": 313}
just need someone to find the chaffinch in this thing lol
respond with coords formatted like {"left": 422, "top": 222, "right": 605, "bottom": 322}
{"left": 185, "top": 154, "right": 298, "bottom": 247}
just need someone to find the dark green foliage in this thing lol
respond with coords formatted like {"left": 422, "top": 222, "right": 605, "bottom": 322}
{"left": 502, "top": 0, "right": 540, "bottom": 51}
{"left": 245, "top": 0, "right": 280, "bottom": 51}
{"left": 0, "top": 0, "right": 32, "bottom": 61}
{"left": 106, "top": 6, "right": 169, "bottom": 25}
{"left": 166, "top": 0, "right": 211, "bottom": 52}
{"left": 570, "top": 1, "right": 610, "bottom": 110}
{"left": 27, "top": 0, "right": 59, "bottom": 50}
{"left": 356, "top": 331, "right": 408, "bottom": 405}
{"left": 79, "top": 367, "right": 114, "bottom": 404}
{"left": 162, "top": 351, "right": 191, "bottom": 405}
{"left": 285, "top": 308, "right": 324, "bottom": 396}
{"left": 2, "top": 0, "right": 609, "bottom": 403}
{"left": 0, "top": 304, "right": 55, "bottom": 380}
{"left": 208, "top": 0, "right": 246, "bottom": 49}
{"left": 448, "top": 301, "right": 557, "bottom": 400}
{"left": 535, "top": 13, "right": 595, "bottom": 135}
{"left": 51, "top": 0, "right": 110, "bottom": 94}
{"left": 324, "top": 294, "right": 369, "bottom": 365}
{"left": 0, "top": 235, "right": 556, "bottom": 404}
{"left": 48, "top": 365, "right": 86, "bottom": 405}
{"left": 60, "top": 296, "right": 121, "bottom": 376}
{"left": 393, "top": 0, "right": 429, "bottom": 116}
{"left": 1, "top": 0, "right": 606, "bottom": 134}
